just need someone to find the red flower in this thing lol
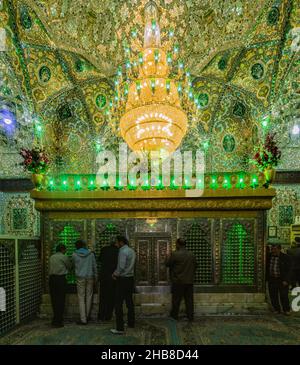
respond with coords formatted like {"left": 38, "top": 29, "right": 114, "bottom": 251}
{"left": 250, "top": 132, "right": 281, "bottom": 170}
{"left": 19, "top": 147, "right": 50, "bottom": 173}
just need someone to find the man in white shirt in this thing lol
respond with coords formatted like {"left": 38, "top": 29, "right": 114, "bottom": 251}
{"left": 49, "top": 244, "right": 71, "bottom": 327}
{"left": 110, "top": 236, "right": 136, "bottom": 335}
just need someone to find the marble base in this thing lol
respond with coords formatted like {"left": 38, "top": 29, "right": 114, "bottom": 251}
{"left": 39, "top": 292, "right": 268, "bottom": 319}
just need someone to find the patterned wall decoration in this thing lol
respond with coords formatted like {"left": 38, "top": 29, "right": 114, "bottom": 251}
{"left": 230, "top": 45, "right": 277, "bottom": 107}
{"left": 0, "top": 1, "right": 35, "bottom": 179}
{"left": 41, "top": 91, "right": 99, "bottom": 174}
{"left": 279, "top": 205, "right": 294, "bottom": 226}
{"left": 0, "top": 51, "right": 34, "bottom": 178}
{"left": 205, "top": 85, "right": 262, "bottom": 172}
{"left": 270, "top": 39, "right": 300, "bottom": 171}
{"left": 25, "top": 50, "right": 72, "bottom": 108}
{"left": 24, "top": 0, "right": 272, "bottom": 75}
{"left": 268, "top": 184, "right": 300, "bottom": 244}
{"left": 0, "top": 192, "right": 40, "bottom": 236}
{"left": 268, "top": 1, "right": 300, "bottom": 171}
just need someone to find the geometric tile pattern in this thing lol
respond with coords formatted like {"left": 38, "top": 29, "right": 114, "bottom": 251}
{"left": 268, "top": 184, "right": 300, "bottom": 244}
{"left": 19, "top": 240, "right": 42, "bottom": 322}
{"left": 0, "top": 238, "right": 41, "bottom": 336}
{"left": 0, "top": 240, "right": 16, "bottom": 336}
{"left": 0, "top": 193, "right": 40, "bottom": 237}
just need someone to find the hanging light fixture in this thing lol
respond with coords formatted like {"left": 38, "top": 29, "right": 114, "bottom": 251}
{"left": 108, "top": 1, "right": 200, "bottom": 154}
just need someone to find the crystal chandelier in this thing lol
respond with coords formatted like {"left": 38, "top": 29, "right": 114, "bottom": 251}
{"left": 108, "top": 1, "right": 200, "bottom": 154}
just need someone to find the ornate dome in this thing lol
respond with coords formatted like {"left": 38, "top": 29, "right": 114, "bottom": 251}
{"left": 0, "top": 0, "right": 298, "bottom": 174}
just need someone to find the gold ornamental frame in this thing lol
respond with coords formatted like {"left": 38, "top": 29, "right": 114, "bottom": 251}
{"left": 31, "top": 188, "right": 276, "bottom": 217}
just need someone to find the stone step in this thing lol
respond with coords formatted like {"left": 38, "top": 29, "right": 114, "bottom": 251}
{"left": 40, "top": 293, "right": 268, "bottom": 319}
{"left": 41, "top": 293, "right": 266, "bottom": 305}
{"left": 39, "top": 302, "right": 268, "bottom": 320}
{"left": 41, "top": 293, "right": 171, "bottom": 305}
{"left": 192, "top": 293, "right": 266, "bottom": 303}
{"left": 140, "top": 303, "right": 167, "bottom": 316}
{"left": 134, "top": 293, "right": 171, "bottom": 305}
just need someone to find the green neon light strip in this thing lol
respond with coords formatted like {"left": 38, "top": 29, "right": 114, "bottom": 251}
{"left": 43, "top": 173, "right": 262, "bottom": 192}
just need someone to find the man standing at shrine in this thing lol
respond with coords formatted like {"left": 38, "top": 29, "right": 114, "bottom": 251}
{"left": 98, "top": 240, "right": 119, "bottom": 321}
{"left": 110, "top": 236, "right": 136, "bottom": 335}
{"left": 73, "top": 240, "right": 98, "bottom": 325}
{"left": 266, "top": 244, "right": 292, "bottom": 315}
{"left": 49, "top": 244, "right": 71, "bottom": 328}
{"left": 166, "top": 238, "right": 196, "bottom": 322}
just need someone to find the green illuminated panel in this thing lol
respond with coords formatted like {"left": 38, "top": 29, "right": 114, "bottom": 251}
{"left": 56, "top": 225, "right": 80, "bottom": 284}
{"left": 221, "top": 223, "right": 254, "bottom": 285}
{"left": 185, "top": 223, "right": 213, "bottom": 284}
{"left": 95, "top": 223, "right": 120, "bottom": 275}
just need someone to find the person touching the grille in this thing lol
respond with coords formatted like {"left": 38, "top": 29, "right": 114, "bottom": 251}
{"left": 166, "top": 238, "right": 196, "bottom": 322}
{"left": 49, "top": 244, "right": 71, "bottom": 328}
{"left": 110, "top": 236, "right": 136, "bottom": 335}
{"left": 72, "top": 239, "right": 98, "bottom": 325}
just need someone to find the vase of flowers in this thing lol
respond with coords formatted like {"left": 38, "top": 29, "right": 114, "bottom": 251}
{"left": 251, "top": 132, "right": 281, "bottom": 188}
{"left": 31, "top": 173, "right": 44, "bottom": 188}
{"left": 263, "top": 166, "right": 276, "bottom": 185}
{"left": 20, "top": 147, "right": 50, "bottom": 188}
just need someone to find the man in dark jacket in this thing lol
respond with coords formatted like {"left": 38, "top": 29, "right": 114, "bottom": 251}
{"left": 266, "top": 244, "right": 292, "bottom": 315}
{"left": 98, "top": 241, "right": 119, "bottom": 321}
{"left": 166, "top": 238, "right": 196, "bottom": 321}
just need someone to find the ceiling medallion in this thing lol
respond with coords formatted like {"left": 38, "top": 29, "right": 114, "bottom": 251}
{"left": 107, "top": 1, "right": 202, "bottom": 154}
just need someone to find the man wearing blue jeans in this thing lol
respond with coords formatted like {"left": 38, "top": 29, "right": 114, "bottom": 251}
{"left": 72, "top": 240, "right": 98, "bottom": 325}
{"left": 110, "top": 236, "right": 136, "bottom": 335}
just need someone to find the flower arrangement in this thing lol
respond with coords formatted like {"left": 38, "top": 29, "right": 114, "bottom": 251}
{"left": 251, "top": 132, "right": 281, "bottom": 172}
{"left": 20, "top": 147, "right": 50, "bottom": 174}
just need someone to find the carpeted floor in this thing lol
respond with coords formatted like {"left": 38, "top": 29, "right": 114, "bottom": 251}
{"left": 1, "top": 314, "right": 300, "bottom": 345}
